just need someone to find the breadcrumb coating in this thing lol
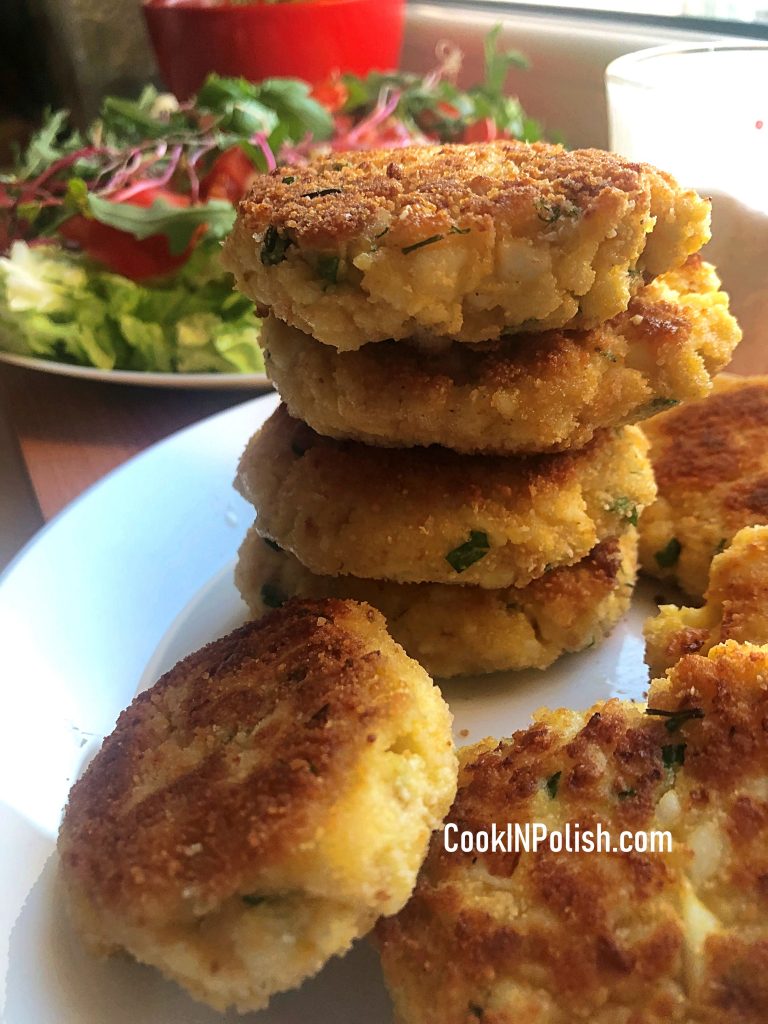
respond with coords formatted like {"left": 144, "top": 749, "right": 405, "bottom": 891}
{"left": 378, "top": 640, "right": 768, "bottom": 1024}
{"left": 260, "top": 256, "right": 739, "bottom": 454}
{"left": 58, "top": 599, "right": 456, "bottom": 1013}
{"left": 235, "top": 405, "right": 656, "bottom": 589}
{"left": 223, "top": 141, "right": 710, "bottom": 350}
{"left": 639, "top": 375, "right": 768, "bottom": 598}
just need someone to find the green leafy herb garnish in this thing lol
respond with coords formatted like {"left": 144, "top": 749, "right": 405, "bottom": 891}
{"left": 662, "top": 743, "right": 686, "bottom": 769}
{"left": 261, "top": 225, "right": 293, "bottom": 266}
{"left": 638, "top": 396, "right": 680, "bottom": 420}
{"left": 86, "top": 194, "right": 235, "bottom": 256}
{"left": 12, "top": 109, "right": 71, "bottom": 179}
{"left": 609, "top": 496, "right": 639, "bottom": 527}
{"left": 401, "top": 234, "right": 445, "bottom": 255}
{"left": 545, "top": 771, "right": 561, "bottom": 799}
{"left": 260, "top": 584, "right": 285, "bottom": 608}
{"left": 445, "top": 530, "right": 491, "bottom": 573}
{"left": 302, "top": 187, "right": 343, "bottom": 199}
{"left": 282, "top": 175, "right": 295, "bottom": 184}
{"left": 449, "top": 225, "right": 471, "bottom": 235}
{"left": 196, "top": 73, "right": 333, "bottom": 150}
{"left": 242, "top": 893, "right": 265, "bottom": 907}
{"left": 596, "top": 347, "right": 617, "bottom": 362}
{"left": 317, "top": 254, "right": 340, "bottom": 284}
{"left": 339, "top": 23, "right": 541, "bottom": 146}
{"left": 534, "top": 198, "right": 579, "bottom": 224}
{"left": 646, "top": 707, "right": 704, "bottom": 733}
{"left": 655, "top": 538, "right": 682, "bottom": 569}
{"left": 471, "top": 25, "right": 539, "bottom": 140}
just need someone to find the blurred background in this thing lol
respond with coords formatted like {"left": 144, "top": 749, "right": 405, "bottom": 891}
{"left": 2, "top": 0, "right": 767, "bottom": 152}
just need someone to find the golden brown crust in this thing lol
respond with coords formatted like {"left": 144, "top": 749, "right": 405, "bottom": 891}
{"left": 60, "top": 600, "right": 400, "bottom": 920}
{"left": 57, "top": 599, "right": 457, "bottom": 1011}
{"left": 236, "top": 527, "right": 638, "bottom": 678}
{"left": 223, "top": 142, "right": 710, "bottom": 348}
{"left": 378, "top": 641, "right": 768, "bottom": 1024}
{"left": 233, "top": 142, "right": 692, "bottom": 254}
{"left": 651, "top": 382, "right": 768, "bottom": 496}
{"left": 235, "top": 405, "right": 656, "bottom": 588}
{"left": 639, "top": 376, "right": 768, "bottom": 597}
{"left": 261, "top": 256, "right": 740, "bottom": 454}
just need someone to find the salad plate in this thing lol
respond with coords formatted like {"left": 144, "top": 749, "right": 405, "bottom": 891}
{"left": 0, "top": 390, "right": 661, "bottom": 1023}
{"left": 0, "top": 349, "right": 270, "bottom": 390}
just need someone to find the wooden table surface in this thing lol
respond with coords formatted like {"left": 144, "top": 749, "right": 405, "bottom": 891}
{"left": 0, "top": 363, "right": 265, "bottom": 570}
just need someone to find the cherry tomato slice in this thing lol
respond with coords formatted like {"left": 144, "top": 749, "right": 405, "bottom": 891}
{"left": 462, "top": 118, "right": 498, "bottom": 143}
{"left": 200, "top": 147, "right": 258, "bottom": 205}
{"left": 311, "top": 76, "right": 349, "bottom": 113}
{"left": 59, "top": 186, "right": 199, "bottom": 281}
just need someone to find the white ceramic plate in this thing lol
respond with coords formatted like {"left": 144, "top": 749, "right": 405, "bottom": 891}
{"left": 0, "top": 391, "right": 662, "bottom": 1023}
{"left": 0, "top": 350, "right": 270, "bottom": 390}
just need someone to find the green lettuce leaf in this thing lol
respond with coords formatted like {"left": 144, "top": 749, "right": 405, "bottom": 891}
{"left": 196, "top": 73, "right": 332, "bottom": 147}
{"left": 0, "top": 240, "right": 263, "bottom": 374}
{"left": 10, "top": 109, "right": 72, "bottom": 179}
{"left": 87, "top": 195, "right": 236, "bottom": 255}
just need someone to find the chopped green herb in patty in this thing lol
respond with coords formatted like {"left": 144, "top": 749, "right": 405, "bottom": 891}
{"left": 445, "top": 530, "right": 491, "bottom": 573}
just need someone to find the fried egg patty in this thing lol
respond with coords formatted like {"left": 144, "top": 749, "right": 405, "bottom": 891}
{"left": 235, "top": 406, "right": 655, "bottom": 589}
{"left": 223, "top": 141, "right": 710, "bottom": 350}
{"left": 58, "top": 599, "right": 456, "bottom": 1013}
{"left": 378, "top": 640, "right": 768, "bottom": 1024}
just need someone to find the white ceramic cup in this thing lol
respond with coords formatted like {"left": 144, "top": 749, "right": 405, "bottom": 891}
{"left": 606, "top": 42, "right": 768, "bottom": 373}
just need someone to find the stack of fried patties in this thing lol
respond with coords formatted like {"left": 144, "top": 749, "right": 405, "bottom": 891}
{"left": 223, "top": 140, "right": 740, "bottom": 679}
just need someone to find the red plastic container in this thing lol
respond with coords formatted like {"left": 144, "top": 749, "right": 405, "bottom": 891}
{"left": 143, "top": 0, "right": 406, "bottom": 99}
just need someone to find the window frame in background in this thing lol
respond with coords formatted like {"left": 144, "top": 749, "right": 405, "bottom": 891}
{"left": 416, "top": 0, "right": 768, "bottom": 39}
